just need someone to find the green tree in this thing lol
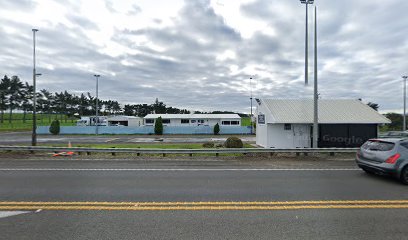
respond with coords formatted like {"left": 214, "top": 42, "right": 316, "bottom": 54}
{"left": 154, "top": 116, "right": 163, "bottom": 135}
{"left": 0, "top": 75, "right": 11, "bottom": 123}
{"left": 49, "top": 119, "right": 60, "bottom": 135}
{"left": 367, "top": 102, "right": 379, "bottom": 111}
{"left": 7, "top": 76, "right": 24, "bottom": 123}
{"left": 19, "top": 82, "right": 34, "bottom": 123}
{"left": 213, "top": 123, "right": 220, "bottom": 135}
{"left": 38, "top": 89, "right": 54, "bottom": 122}
{"left": 383, "top": 113, "right": 403, "bottom": 131}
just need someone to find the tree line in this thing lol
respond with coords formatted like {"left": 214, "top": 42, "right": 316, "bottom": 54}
{"left": 0, "top": 75, "right": 191, "bottom": 123}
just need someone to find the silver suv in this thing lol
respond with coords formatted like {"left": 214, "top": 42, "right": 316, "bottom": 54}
{"left": 356, "top": 138, "right": 408, "bottom": 184}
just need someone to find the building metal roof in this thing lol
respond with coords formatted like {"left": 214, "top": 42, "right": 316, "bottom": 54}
{"left": 106, "top": 116, "right": 141, "bottom": 121}
{"left": 144, "top": 114, "right": 241, "bottom": 119}
{"left": 261, "top": 99, "right": 391, "bottom": 124}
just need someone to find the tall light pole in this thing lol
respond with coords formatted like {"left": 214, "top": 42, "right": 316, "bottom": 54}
{"left": 403, "top": 75, "right": 407, "bottom": 131}
{"left": 313, "top": 6, "right": 318, "bottom": 148}
{"left": 31, "top": 29, "right": 39, "bottom": 146}
{"left": 300, "top": 0, "right": 314, "bottom": 85}
{"left": 94, "top": 74, "right": 100, "bottom": 135}
{"left": 250, "top": 77, "right": 253, "bottom": 135}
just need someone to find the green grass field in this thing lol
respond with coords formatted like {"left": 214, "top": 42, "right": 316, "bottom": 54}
{"left": 0, "top": 113, "right": 76, "bottom": 131}
{"left": 241, "top": 117, "right": 251, "bottom": 126}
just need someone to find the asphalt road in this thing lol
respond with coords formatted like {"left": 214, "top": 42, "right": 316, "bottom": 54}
{"left": 0, "top": 159, "right": 407, "bottom": 240}
{"left": 0, "top": 131, "right": 256, "bottom": 144}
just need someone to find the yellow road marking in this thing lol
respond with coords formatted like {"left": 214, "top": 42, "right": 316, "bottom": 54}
{"left": 0, "top": 205, "right": 408, "bottom": 211}
{"left": 1, "top": 200, "right": 408, "bottom": 206}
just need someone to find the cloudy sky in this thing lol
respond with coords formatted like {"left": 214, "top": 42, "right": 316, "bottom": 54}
{"left": 1, "top": 0, "right": 407, "bottom": 113}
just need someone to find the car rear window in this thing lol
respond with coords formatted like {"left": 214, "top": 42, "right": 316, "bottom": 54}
{"left": 400, "top": 142, "right": 408, "bottom": 149}
{"left": 362, "top": 141, "right": 395, "bottom": 151}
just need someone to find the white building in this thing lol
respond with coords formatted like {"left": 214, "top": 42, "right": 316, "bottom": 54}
{"left": 106, "top": 116, "right": 143, "bottom": 127}
{"left": 256, "top": 99, "right": 391, "bottom": 148}
{"left": 76, "top": 116, "right": 107, "bottom": 126}
{"left": 143, "top": 114, "right": 241, "bottom": 127}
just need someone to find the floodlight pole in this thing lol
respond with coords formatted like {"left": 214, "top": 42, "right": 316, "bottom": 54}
{"left": 313, "top": 6, "right": 318, "bottom": 148}
{"left": 300, "top": 0, "right": 314, "bottom": 85}
{"left": 403, "top": 75, "right": 407, "bottom": 131}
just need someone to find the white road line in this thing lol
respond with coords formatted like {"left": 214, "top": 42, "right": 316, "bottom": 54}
{"left": 0, "top": 168, "right": 361, "bottom": 171}
{"left": 0, "top": 211, "right": 31, "bottom": 219}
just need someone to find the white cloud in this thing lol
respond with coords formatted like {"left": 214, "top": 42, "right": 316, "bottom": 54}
{"left": 0, "top": 0, "right": 407, "bottom": 113}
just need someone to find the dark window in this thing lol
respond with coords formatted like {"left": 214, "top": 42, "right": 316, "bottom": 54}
{"left": 362, "top": 140, "right": 395, "bottom": 151}
{"left": 181, "top": 119, "right": 189, "bottom": 124}
{"left": 231, "top": 121, "right": 239, "bottom": 125}
{"left": 145, "top": 119, "right": 154, "bottom": 124}
{"left": 222, "top": 121, "right": 231, "bottom": 125}
{"left": 400, "top": 142, "right": 408, "bottom": 149}
{"left": 162, "top": 119, "right": 170, "bottom": 124}
{"left": 284, "top": 124, "right": 291, "bottom": 130}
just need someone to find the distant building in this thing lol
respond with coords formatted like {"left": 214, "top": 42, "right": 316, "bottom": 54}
{"left": 106, "top": 116, "right": 143, "bottom": 127}
{"left": 256, "top": 99, "right": 391, "bottom": 148}
{"left": 76, "top": 116, "right": 107, "bottom": 126}
{"left": 143, "top": 114, "right": 241, "bottom": 127}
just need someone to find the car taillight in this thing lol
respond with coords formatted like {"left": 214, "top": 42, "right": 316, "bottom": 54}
{"left": 385, "top": 153, "right": 400, "bottom": 164}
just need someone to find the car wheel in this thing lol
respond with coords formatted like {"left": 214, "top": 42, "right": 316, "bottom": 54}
{"left": 400, "top": 167, "right": 408, "bottom": 185}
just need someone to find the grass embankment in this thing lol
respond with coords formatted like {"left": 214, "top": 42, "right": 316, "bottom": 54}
{"left": 0, "top": 113, "right": 75, "bottom": 131}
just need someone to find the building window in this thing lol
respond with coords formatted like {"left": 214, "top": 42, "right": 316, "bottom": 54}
{"left": 198, "top": 120, "right": 204, "bottom": 124}
{"left": 284, "top": 124, "right": 292, "bottom": 130}
{"left": 145, "top": 119, "right": 154, "bottom": 124}
{"left": 222, "top": 121, "right": 231, "bottom": 125}
{"left": 181, "top": 119, "right": 189, "bottom": 124}
{"left": 191, "top": 120, "right": 196, "bottom": 123}
{"left": 162, "top": 119, "right": 170, "bottom": 124}
{"left": 231, "top": 121, "right": 239, "bottom": 125}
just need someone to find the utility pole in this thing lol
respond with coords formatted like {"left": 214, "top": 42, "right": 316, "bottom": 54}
{"left": 31, "top": 29, "right": 39, "bottom": 146}
{"left": 403, "top": 75, "right": 407, "bottom": 131}
{"left": 313, "top": 6, "right": 318, "bottom": 148}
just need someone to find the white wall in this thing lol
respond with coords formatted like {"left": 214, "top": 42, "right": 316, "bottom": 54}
{"left": 256, "top": 121, "right": 268, "bottom": 147}
{"left": 255, "top": 101, "right": 274, "bottom": 147}
{"left": 266, "top": 124, "right": 311, "bottom": 148}
{"left": 128, "top": 118, "right": 143, "bottom": 127}
{"left": 144, "top": 118, "right": 240, "bottom": 127}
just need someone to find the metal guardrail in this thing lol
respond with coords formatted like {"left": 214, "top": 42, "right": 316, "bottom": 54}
{"left": 0, "top": 145, "right": 358, "bottom": 156}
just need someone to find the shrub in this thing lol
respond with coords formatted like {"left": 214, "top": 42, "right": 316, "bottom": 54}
{"left": 215, "top": 143, "right": 224, "bottom": 148}
{"left": 154, "top": 117, "right": 163, "bottom": 135}
{"left": 213, "top": 123, "right": 220, "bottom": 135}
{"left": 224, "top": 137, "right": 243, "bottom": 148}
{"left": 203, "top": 142, "right": 215, "bottom": 148}
{"left": 49, "top": 120, "right": 60, "bottom": 135}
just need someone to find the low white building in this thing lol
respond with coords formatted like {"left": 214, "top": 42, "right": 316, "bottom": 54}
{"left": 256, "top": 99, "right": 390, "bottom": 148}
{"left": 143, "top": 114, "right": 241, "bottom": 127}
{"left": 106, "top": 116, "right": 143, "bottom": 127}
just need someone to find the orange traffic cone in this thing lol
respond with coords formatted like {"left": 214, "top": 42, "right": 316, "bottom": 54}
{"left": 53, "top": 141, "right": 74, "bottom": 157}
